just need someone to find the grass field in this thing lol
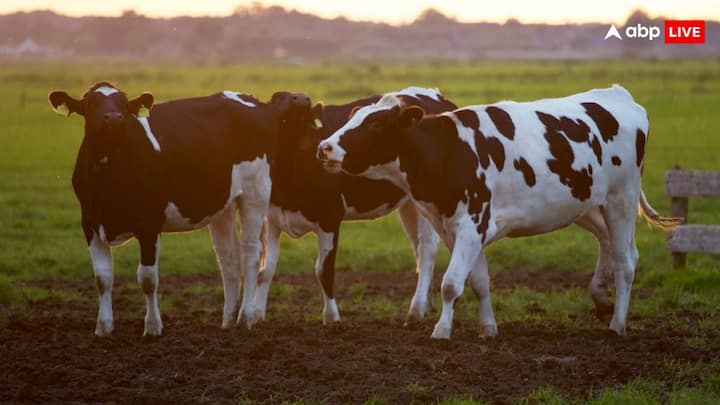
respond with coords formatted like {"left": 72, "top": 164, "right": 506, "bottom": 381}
{"left": 1, "top": 59, "right": 719, "bottom": 403}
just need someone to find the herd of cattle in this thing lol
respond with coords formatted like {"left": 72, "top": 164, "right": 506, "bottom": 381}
{"left": 48, "top": 82, "right": 681, "bottom": 339}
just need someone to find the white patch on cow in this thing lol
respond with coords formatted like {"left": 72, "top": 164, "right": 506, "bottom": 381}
{"left": 222, "top": 90, "right": 256, "bottom": 108}
{"left": 393, "top": 86, "right": 442, "bottom": 101}
{"left": 137, "top": 235, "right": 162, "bottom": 336}
{"left": 445, "top": 112, "right": 480, "bottom": 156}
{"left": 162, "top": 202, "right": 195, "bottom": 232}
{"left": 137, "top": 117, "right": 161, "bottom": 152}
{"left": 162, "top": 156, "right": 270, "bottom": 233}
{"left": 315, "top": 230, "right": 340, "bottom": 324}
{"left": 89, "top": 231, "right": 114, "bottom": 336}
{"left": 94, "top": 86, "right": 119, "bottom": 96}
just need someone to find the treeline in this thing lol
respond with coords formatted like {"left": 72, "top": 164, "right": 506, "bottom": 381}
{"left": 0, "top": 7, "right": 718, "bottom": 60}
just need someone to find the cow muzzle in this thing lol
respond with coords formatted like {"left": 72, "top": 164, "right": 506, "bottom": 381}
{"left": 317, "top": 141, "right": 343, "bottom": 174}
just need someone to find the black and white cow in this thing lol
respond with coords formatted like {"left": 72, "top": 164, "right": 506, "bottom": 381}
{"left": 253, "top": 87, "right": 457, "bottom": 324}
{"left": 318, "top": 85, "right": 681, "bottom": 339}
{"left": 49, "top": 82, "right": 314, "bottom": 336}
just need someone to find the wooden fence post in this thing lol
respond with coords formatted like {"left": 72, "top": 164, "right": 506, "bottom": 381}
{"left": 665, "top": 167, "right": 720, "bottom": 269}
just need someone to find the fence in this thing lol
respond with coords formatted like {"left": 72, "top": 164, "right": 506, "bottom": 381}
{"left": 665, "top": 168, "right": 720, "bottom": 268}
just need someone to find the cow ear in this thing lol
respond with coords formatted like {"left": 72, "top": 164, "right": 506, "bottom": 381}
{"left": 49, "top": 91, "right": 83, "bottom": 117}
{"left": 311, "top": 103, "right": 324, "bottom": 129}
{"left": 398, "top": 106, "right": 425, "bottom": 129}
{"left": 129, "top": 92, "right": 154, "bottom": 117}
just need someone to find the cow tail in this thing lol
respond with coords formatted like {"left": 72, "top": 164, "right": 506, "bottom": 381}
{"left": 637, "top": 188, "right": 683, "bottom": 231}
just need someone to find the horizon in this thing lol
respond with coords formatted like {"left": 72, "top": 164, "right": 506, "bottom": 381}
{"left": 1, "top": 0, "right": 718, "bottom": 25}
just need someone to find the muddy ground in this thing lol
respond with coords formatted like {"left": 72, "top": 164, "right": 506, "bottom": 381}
{"left": 1, "top": 270, "right": 718, "bottom": 403}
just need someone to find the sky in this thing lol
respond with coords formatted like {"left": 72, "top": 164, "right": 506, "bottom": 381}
{"left": 1, "top": 0, "right": 718, "bottom": 24}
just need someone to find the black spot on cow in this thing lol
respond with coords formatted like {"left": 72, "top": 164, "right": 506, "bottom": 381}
{"left": 611, "top": 156, "right": 622, "bottom": 166}
{"left": 582, "top": 102, "right": 619, "bottom": 143}
{"left": 485, "top": 106, "right": 515, "bottom": 140}
{"left": 589, "top": 135, "right": 603, "bottom": 165}
{"left": 467, "top": 173, "right": 491, "bottom": 223}
{"left": 453, "top": 109, "right": 505, "bottom": 171}
{"left": 513, "top": 158, "right": 536, "bottom": 187}
{"left": 486, "top": 137, "right": 505, "bottom": 171}
{"left": 558, "top": 117, "right": 590, "bottom": 143}
{"left": 636, "top": 129, "right": 646, "bottom": 167}
{"left": 455, "top": 109, "right": 480, "bottom": 129}
{"left": 536, "top": 111, "right": 593, "bottom": 201}
{"left": 536, "top": 111, "right": 602, "bottom": 165}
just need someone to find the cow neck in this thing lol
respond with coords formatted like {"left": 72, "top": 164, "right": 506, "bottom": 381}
{"left": 269, "top": 108, "right": 318, "bottom": 207}
{"left": 396, "top": 116, "right": 451, "bottom": 205}
{"left": 270, "top": 125, "right": 303, "bottom": 206}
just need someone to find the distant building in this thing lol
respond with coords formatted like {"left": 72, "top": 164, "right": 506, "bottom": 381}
{"left": 0, "top": 38, "right": 71, "bottom": 57}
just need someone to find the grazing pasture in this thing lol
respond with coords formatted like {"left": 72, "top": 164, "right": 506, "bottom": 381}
{"left": 1, "top": 60, "right": 719, "bottom": 403}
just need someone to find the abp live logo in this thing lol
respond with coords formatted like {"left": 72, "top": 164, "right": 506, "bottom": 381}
{"left": 665, "top": 20, "right": 705, "bottom": 44}
{"left": 604, "top": 20, "right": 706, "bottom": 44}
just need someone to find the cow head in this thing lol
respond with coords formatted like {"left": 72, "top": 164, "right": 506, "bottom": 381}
{"left": 49, "top": 82, "right": 154, "bottom": 160}
{"left": 49, "top": 82, "right": 154, "bottom": 132}
{"left": 267, "top": 91, "right": 315, "bottom": 125}
{"left": 317, "top": 95, "right": 424, "bottom": 176}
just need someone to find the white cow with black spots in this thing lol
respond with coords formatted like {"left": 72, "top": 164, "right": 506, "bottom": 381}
{"left": 317, "top": 84, "right": 681, "bottom": 339}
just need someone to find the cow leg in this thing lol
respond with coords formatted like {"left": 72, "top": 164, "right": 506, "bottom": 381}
{"left": 89, "top": 232, "right": 114, "bottom": 336}
{"left": 574, "top": 207, "right": 614, "bottom": 320}
{"left": 467, "top": 251, "right": 497, "bottom": 338}
{"left": 602, "top": 192, "right": 640, "bottom": 336}
{"left": 432, "top": 228, "right": 482, "bottom": 340}
{"left": 398, "top": 202, "right": 440, "bottom": 322}
{"left": 253, "top": 221, "right": 281, "bottom": 322}
{"left": 137, "top": 233, "right": 162, "bottom": 336}
{"left": 209, "top": 205, "right": 242, "bottom": 329}
{"left": 236, "top": 197, "right": 267, "bottom": 329}
{"left": 316, "top": 230, "right": 340, "bottom": 324}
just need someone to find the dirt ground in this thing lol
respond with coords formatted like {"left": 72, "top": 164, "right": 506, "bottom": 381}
{"left": 1, "top": 270, "right": 718, "bottom": 404}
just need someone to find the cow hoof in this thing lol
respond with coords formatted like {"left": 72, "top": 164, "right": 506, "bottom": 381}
{"left": 431, "top": 324, "right": 452, "bottom": 340}
{"left": 252, "top": 308, "right": 267, "bottom": 324}
{"left": 322, "top": 311, "right": 341, "bottom": 326}
{"left": 608, "top": 318, "right": 627, "bottom": 336}
{"left": 236, "top": 311, "right": 256, "bottom": 330}
{"left": 94, "top": 319, "right": 114, "bottom": 337}
{"left": 143, "top": 319, "right": 163, "bottom": 337}
{"left": 480, "top": 323, "right": 498, "bottom": 338}
{"left": 406, "top": 302, "right": 429, "bottom": 323}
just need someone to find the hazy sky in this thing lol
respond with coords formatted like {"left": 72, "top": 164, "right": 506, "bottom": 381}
{"left": 1, "top": 0, "right": 717, "bottom": 24}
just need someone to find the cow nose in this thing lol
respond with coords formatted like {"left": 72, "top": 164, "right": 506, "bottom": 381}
{"left": 103, "top": 112, "right": 122, "bottom": 124}
{"left": 291, "top": 94, "right": 310, "bottom": 107}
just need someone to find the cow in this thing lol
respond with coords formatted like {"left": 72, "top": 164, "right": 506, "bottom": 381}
{"left": 48, "top": 82, "right": 314, "bottom": 336}
{"left": 317, "top": 84, "right": 681, "bottom": 339}
{"left": 252, "top": 87, "right": 457, "bottom": 324}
